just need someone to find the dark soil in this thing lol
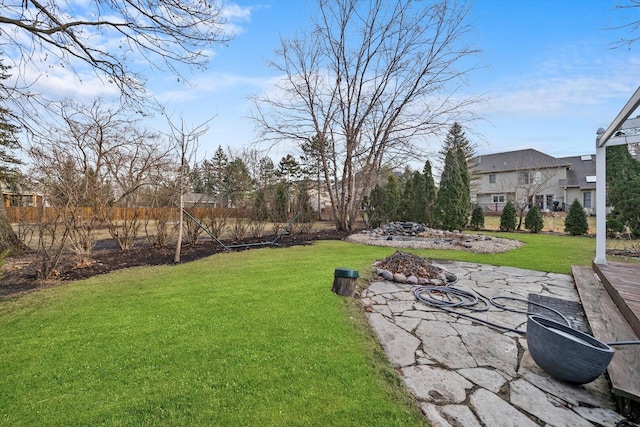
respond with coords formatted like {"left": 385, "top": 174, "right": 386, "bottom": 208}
{"left": 0, "top": 228, "right": 351, "bottom": 299}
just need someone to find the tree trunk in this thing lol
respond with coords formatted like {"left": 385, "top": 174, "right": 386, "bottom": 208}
{"left": 174, "top": 199, "right": 183, "bottom": 263}
{"left": 0, "top": 203, "right": 26, "bottom": 252}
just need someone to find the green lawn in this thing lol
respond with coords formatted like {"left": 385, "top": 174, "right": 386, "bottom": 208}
{"left": 0, "top": 234, "right": 596, "bottom": 426}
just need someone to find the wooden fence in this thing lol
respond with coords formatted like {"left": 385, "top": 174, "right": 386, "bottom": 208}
{"left": 6, "top": 206, "right": 239, "bottom": 224}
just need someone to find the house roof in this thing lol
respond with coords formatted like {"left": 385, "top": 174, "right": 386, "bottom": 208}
{"left": 558, "top": 154, "right": 597, "bottom": 190}
{"left": 472, "top": 149, "right": 572, "bottom": 174}
{"left": 183, "top": 192, "right": 218, "bottom": 204}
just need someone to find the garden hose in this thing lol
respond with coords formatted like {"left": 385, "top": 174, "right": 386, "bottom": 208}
{"left": 412, "top": 284, "right": 640, "bottom": 346}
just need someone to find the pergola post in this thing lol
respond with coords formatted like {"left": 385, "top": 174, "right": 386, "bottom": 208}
{"left": 594, "top": 142, "right": 607, "bottom": 264}
{"left": 593, "top": 86, "right": 640, "bottom": 265}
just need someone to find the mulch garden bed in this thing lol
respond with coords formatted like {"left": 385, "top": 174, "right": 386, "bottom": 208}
{"left": 0, "top": 228, "right": 351, "bottom": 299}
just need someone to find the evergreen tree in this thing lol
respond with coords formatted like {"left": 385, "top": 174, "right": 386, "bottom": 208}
{"left": 223, "top": 157, "right": 252, "bottom": 208}
{"left": 500, "top": 201, "right": 517, "bottom": 232}
{"left": 200, "top": 159, "right": 216, "bottom": 194}
{"left": 436, "top": 149, "right": 466, "bottom": 230}
{"left": 257, "top": 156, "right": 276, "bottom": 189}
{"left": 524, "top": 205, "right": 544, "bottom": 233}
{"left": 470, "top": 206, "right": 484, "bottom": 230}
{"left": 381, "top": 174, "right": 401, "bottom": 222}
{"left": 276, "top": 154, "right": 303, "bottom": 183}
{"left": 400, "top": 171, "right": 415, "bottom": 221}
{"left": 455, "top": 147, "right": 471, "bottom": 227}
{"left": 270, "top": 181, "right": 289, "bottom": 224}
{"left": 606, "top": 145, "right": 640, "bottom": 237}
{"left": 189, "top": 162, "right": 205, "bottom": 193}
{"left": 211, "top": 145, "right": 229, "bottom": 203}
{"left": 565, "top": 199, "right": 589, "bottom": 236}
{"left": 412, "top": 171, "right": 428, "bottom": 224}
{"left": 423, "top": 160, "right": 437, "bottom": 228}
{"left": 364, "top": 184, "right": 386, "bottom": 228}
{"left": 0, "top": 59, "right": 25, "bottom": 251}
{"left": 439, "top": 122, "right": 477, "bottom": 177}
{"left": 439, "top": 122, "right": 475, "bottom": 160}
{"left": 251, "top": 189, "right": 269, "bottom": 222}
{"left": 294, "top": 179, "right": 315, "bottom": 227}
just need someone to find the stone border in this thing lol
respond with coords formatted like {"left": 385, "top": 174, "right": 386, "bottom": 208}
{"left": 346, "top": 231, "right": 524, "bottom": 254}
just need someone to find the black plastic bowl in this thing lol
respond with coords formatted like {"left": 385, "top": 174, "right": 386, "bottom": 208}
{"left": 526, "top": 314, "right": 614, "bottom": 385}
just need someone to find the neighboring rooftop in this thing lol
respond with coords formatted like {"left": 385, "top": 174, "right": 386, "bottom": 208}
{"left": 472, "top": 149, "right": 572, "bottom": 174}
{"left": 558, "top": 154, "right": 597, "bottom": 190}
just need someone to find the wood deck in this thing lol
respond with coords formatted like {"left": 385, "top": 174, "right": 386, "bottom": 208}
{"left": 572, "top": 264, "right": 640, "bottom": 412}
{"left": 592, "top": 261, "right": 640, "bottom": 338}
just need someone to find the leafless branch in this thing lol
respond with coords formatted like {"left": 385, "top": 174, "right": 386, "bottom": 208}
{"left": 251, "top": 0, "right": 481, "bottom": 230}
{"left": 0, "top": 0, "right": 232, "bottom": 117}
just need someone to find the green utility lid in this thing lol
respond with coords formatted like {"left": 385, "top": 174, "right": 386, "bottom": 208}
{"left": 334, "top": 268, "right": 359, "bottom": 278}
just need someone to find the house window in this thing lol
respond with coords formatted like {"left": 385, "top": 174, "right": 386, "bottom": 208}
{"left": 492, "top": 195, "right": 505, "bottom": 203}
{"left": 518, "top": 171, "right": 540, "bottom": 185}
{"left": 583, "top": 192, "right": 591, "bottom": 209}
{"left": 489, "top": 174, "right": 496, "bottom": 184}
{"left": 534, "top": 171, "right": 541, "bottom": 184}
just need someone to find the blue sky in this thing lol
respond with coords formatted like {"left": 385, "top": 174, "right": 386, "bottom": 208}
{"left": 15, "top": 0, "right": 640, "bottom": 165}
{"left": 148, "top": 0, "right": 640, "bottom": 163}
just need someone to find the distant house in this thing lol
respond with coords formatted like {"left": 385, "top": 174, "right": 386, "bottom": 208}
{"left": 182, "top": 192, "right": 221, "bottom": 208}
{"left": 1, "top": 183, "right": 45, "bottom": 207}
{"left": 558, "top": 154, "right": 597, "bottom": 215}
{"left": 471, "top": 149, "right": 598, "bottom": 215}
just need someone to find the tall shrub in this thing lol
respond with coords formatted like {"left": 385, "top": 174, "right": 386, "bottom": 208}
{"left": 381, "top": 175, "right": 401, "bottom": 222}
{"left": 412, "top": 171, "right": 428, "bottom": 224}
{"left": 293, "top": 180, "right": 315, "bottom": 233}
{"left": 399, "top": 173, "right": 415, "bottom": 221}
{"left": 470, "top": 206, "right": 484, "bottom": 230}
{"left": 364, "top": 185, "right": 385, "bottom": 228}
{"left": 436, "top": 149, "right": 466, "bottom": 230}
{"left": 423, "top": 160, "right": 437, "bottom": 228}
{"left": 270, "top": 182, "right": 289, "bottom": 234}
{"left": 565, "top": 199, "right": 589, "bottom": 236}
{"left": 524, "top": 205, "right": 544, "bottom": 233}
{"left": 455, "top": 147, "right": 471, "bottom": 228}
{"left": 500, "top": 201, "right": 517, "bottom": 232}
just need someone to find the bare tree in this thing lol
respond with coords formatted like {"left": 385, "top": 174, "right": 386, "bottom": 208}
{"left": 165, "top": 114, "right": 211, "bottom": 263}
{"left": 103, "top": 125, "right": 173, "bottom": 250}
{"left": 28, "top": 99, "right": 169, "bottom": 269}
{"left": 141, "top": 164, "right": 179, "bottom": 248}
{"left": 251, "top": 0, "right": 480, "bottom": 230}
{"left": 33, "top": 203, "right": 69, "bottom": 279}
{"left": 0, "top": 1, "right": 232, "bottom": 114}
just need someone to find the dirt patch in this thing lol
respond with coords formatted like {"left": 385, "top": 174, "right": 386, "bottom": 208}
{"left": 0, "top": 228, "right": 351, "bottom": 299}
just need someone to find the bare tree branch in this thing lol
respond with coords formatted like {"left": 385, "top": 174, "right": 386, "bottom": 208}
{"left": 610, "top": 0, "right": 640, "bottom": 48}
{"left": 251, "top": 0, "right": 481, "bottom": 230}
{"left": 0, "top": 0, "right": 233, "bottom": 115}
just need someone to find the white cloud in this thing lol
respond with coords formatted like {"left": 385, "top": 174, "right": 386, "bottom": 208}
{"left": 475, "top": 49, "right": 640, "bottom": 119}
{"left": 153, "top": 72, "right": 278, "bottom": 104}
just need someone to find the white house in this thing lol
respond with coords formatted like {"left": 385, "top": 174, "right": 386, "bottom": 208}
{"left": 471, "top": 149, "right": 598, "bottom": 215}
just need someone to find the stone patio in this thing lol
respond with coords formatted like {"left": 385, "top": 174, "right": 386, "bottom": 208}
{"left": 361, "top": 260, "right": 635, "bottom": 426}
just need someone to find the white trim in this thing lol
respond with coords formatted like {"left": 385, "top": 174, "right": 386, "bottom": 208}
{"left": 604, "top": 133, "right": 640, "bottom": 146}
{"left": 597, "top": 86, "right": 640, "bottom": 147}
{"left": 594, "top": 86, "right": 640, "bottom": 265}
{"left": 595, "top": 145, "right": 607, "bottom": 264}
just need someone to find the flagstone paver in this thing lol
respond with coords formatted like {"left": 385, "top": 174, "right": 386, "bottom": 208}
{"left": 361, "top": 261, "right": 635, "bottom": 426}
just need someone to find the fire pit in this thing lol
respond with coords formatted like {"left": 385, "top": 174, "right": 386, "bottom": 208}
{"left": 372, "top": 251, "right": 457, "bottom": 285}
